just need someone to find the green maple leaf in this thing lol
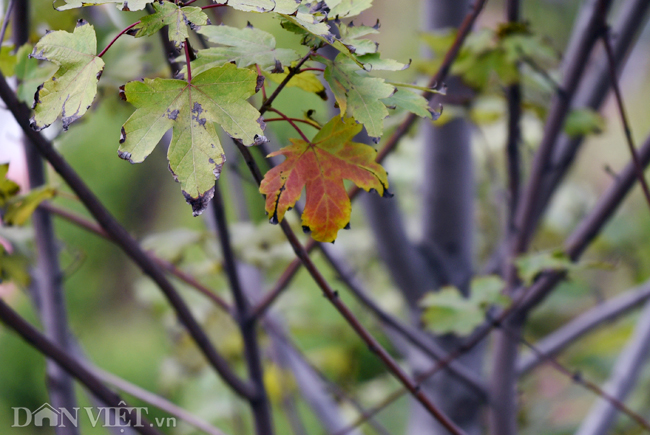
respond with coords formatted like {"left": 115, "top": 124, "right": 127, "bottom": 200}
{"left": 326, "top": 0, "right": 373, "bottom": 19}
{"left": 265, "top": 68, "right": 326, "bottom": 99}
{"left": 55, "top": 0, "right": 152, "bottom": 11}
{"left": 213, "top": 0, "right": 275, "bottom": 12}
{"left": 14, "top": 44, "right": 58, "bottom": 104}
{"left": 29, "top": 20, "right": 104, "bottom": 131}
{"left": 420, "top": 276, "right": 508, "bottom": 336}
{"left": 131, "top": 2, "right": 209, "bottom": 48}
{"left": 0, "top": 164, "right": 20, "bottom": 207}
{"left": 356, "top": 52, "right": 408, "bottom": 71}
{"left": 382, "top": 89, "right": 433, "bottom": 119}
{"left": 194, "top": 24, "right": 300, "bottom": 73}
{"left": 119, "top": 63, "right": 265, "bottom": 216}
{"left": 338, "top": 21, "right": 379, "bottom": 56}
{"left": 321, "top": 53, "right": 394, "bottom": 138}
{"left": 272, "top": 0, "right": 302, "bottom": 14}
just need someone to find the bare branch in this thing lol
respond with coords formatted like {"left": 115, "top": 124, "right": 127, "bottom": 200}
{"left": 574, "top": 300, "right": 650, "bottom": 435}
{"left": 517, "top": 279, "right": 650, "bottom": 376}
{"left": 318, "top": 243, "right": 489, "bottom": 400}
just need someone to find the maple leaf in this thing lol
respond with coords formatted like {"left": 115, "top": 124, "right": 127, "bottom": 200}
{"left": 131, "top": 2, "right": 209, "bottom": 48}
{"left": 382, "top": 89, "right": 433, "bottom": 119}
{"left": 213, "top": 0, "right": 275, "bottom": 12}
{"left": 325, "top": 0, "right": 373, "bottom": 19}
{"left": 29, "top": 20, "right": 105, "bottom": 131}
{"left": 265, "top": 68, "right": 326, "bottom": 99}
{"left": 338, "top": 21, "right": 379, "bottom": 56}
{"left": 119, "top": 63, "right": 265, "bottom": 216}
{"left": 321, "top": 53, "right": 394, "bottom": 139}
{"left": 260, "top": 116, "right": 388, "bottom": 243}
{"left": 55, "top": 0, "right": 151, "bottom": 11}
{"left": 14, "top": 44, "right": 58, "bottom": 104}
{"left": 194, "top": 24, "right": 300, "bottom": 72}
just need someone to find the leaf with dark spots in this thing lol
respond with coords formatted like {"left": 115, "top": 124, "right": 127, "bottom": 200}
{"left": 119, "top": 63, "right": 263, "bottom": 216}
{"left": 260, "top": 116, "right": 388, "bottom": 242}
{"left": 29, "top": 21, "right": 104, "bottom": 131}
{"left": 131, "top": 2, "right": 209, "bottom": 48}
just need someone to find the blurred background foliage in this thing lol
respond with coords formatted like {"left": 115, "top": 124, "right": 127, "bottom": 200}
{"left": 2, "top": 0, "right": 650, "bottom": 433}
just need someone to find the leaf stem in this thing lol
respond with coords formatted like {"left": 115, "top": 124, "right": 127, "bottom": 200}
{"left": 184, "top": 40, "right": 193, "bottom": 82}
{"left": 201, "top": 3, "right": 228, "bottom": 9}
{"left": 98, "top": 21, "right": 140, "bottom": 58}
{"left": 266, "top": 108, "right": 311, "bottom": 143}
{"left": 256, "top": 64, "right": 267, "bottom": 100}
{"left": 259, "top": 51, "right": 313, "bottom": 115}
{"left": 298, "top": 67, "right": 324, "bottom": 73}
{"left": 264, "top": 117, "right": 320, "bottom": 129}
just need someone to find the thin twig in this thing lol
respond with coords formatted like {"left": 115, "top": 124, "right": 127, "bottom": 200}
{"left": 266, "top": 107, "right": 311, "bottom": 142}
{"left": 517, "top": 279, "right": 650, "bottom": 376}
{"left": 601, "top": 26, "right": 650, "bottom": 210}
{"left": 496, "top": 321, "right": 650, "bottom": 433}
{"left": 41, "top": 203, "right": 233, "bottom": 312}
{"left": 318, "top": 244, "right": 489, "bottom": 400}
{"left": 98, "top": 21, "right": 140, "bottom": 58}
{"left": 259, "top": 51, "right": 313, "bottom": 115}
{"left": 263, "top": 117, "right": 321, "bottom": 129}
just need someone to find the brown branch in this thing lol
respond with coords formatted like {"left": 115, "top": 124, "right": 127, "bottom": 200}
{"left": 41, "top": 203, "right": 232, "bottom": 312}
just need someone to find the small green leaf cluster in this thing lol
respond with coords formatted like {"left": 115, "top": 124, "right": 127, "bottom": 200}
{"left": 420, "top": 276, "right": 509, "bottom": 336}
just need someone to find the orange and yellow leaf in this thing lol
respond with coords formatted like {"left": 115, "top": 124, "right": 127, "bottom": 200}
{"left": 260, "top": 116, "right": 388, "bottom": 242}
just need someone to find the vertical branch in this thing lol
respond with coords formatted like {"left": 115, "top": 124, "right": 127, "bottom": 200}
{"left": 211, "top": 185, "right": 274, "bottom": 435}
{"left": 505, "top": 0, "right": 521, "bottom": 236}
{"left": 13, "top": 2, "right": 79, "bottom": 433}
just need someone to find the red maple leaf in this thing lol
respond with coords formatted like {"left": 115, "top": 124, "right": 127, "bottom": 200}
{"left": 260, "top": 116, "right": 389, "bottom": 242}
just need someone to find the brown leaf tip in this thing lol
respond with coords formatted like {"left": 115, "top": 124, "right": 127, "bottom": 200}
{"left": 117, "top": 149, "right": 133, "bottom": 162}
{"left": 183, "top": 186, "right": 215, "bottom": 217}
{"left": 118, "top": 85, "right": 127, "bottom": 101}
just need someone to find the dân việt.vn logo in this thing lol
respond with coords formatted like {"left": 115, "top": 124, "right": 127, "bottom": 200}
{"left": 12, "top": 401, "right": 176, "bottom": 430}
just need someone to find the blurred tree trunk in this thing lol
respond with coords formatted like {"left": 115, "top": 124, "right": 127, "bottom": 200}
{"left": 363, "top": 0, "right": 482, "bottom": 433}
